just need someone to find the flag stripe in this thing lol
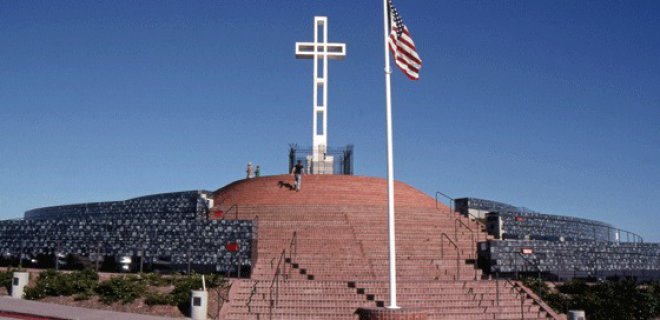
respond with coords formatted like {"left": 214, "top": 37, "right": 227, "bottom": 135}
{"left": 392, "top": 39, "right": 422, "bottom": 66}
{"left": 397, "top": 57, "right": 420, "bottom": 73}
{"left": 399, "top": 32, "right": 420, "bottom": 56}
{"left": 396, "top": 57, "right": 419, "bottom": 76}
{"left": 395, "top": 31, "right": 421, "bottom": 65}
{"left": 389, "top": 33, "right": 421, "bottom": 69}
{"left": 388, "top": 0, "right": 422, "bottom": 80}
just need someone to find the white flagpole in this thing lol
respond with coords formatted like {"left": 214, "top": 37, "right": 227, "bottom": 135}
{"left": 382, "top": 0, "right": 399, "bottom": 309}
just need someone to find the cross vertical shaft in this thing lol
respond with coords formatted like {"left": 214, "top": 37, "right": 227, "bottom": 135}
{"left": 296, "top": 17, "right": 346, "bottom": 173}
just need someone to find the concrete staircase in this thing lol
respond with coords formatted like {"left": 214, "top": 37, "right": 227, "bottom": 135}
{"left": 215, "top": 175, "right": 561, "bottom": 320}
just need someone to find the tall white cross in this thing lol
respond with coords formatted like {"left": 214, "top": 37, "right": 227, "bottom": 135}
{"left": 296, "top": 16, "right": 346, "bottom": 172}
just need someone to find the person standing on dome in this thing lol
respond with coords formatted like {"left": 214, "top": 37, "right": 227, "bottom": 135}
{"left": 246, "top": 162, "right": 254, "bottom": 179}
{"left": 291, "top": 160, "right": 304, "bottom": 192}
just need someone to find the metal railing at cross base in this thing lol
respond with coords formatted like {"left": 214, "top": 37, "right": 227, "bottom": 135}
{"left": 289, "top": 144, "right": 354, "bottom": 175}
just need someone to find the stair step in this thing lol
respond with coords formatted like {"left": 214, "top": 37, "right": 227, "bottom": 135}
{"left": 218, "top": 175, "right": 556, "bottom": 320}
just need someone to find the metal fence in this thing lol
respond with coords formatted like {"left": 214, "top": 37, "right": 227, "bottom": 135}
{"left": 289, "top": 144, "right": 354, "bottom": 175}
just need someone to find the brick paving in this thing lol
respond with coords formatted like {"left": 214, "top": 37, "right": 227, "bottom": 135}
{"left": 214, "top": 175, "right": 561, "bottom": 320}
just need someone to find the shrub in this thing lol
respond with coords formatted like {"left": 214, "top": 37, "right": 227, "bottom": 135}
{"left": 520, "top": 276, "right": 569, "bottom": 313}
{"left": 547, "top": 278, "right": 660, "bottom": 320}
{"left": 144, "top": 292, "right": 174, "bottom": 306}
{"left": 24, "top": 269, "right": 65, "bottom": 299}
{"left": 139, "top": 273, "right": 170, "bottom": 287}
{"left": 73, "top": 292, "right": 92, "bottom": 301}
{"left": 95, "top": 275, "right": 146, "bottom": 304}
{"left": 0, "top": 269, "right": 15, "bottom": 293}
{"left": 24, "top": 269, "right": 99, "bottom": 300}
{"left": 648, "top": 282, "right": 660, "bottom": 317}
{"left": 543, "top": 291, "right": 570, "bottom": 314}
{"left": 67, "top": 268, "right": 99, "bottom": 296}
{"left": 521, "top": 276, "right": 550, "bottom": 296}
{"left": 556, "top": 279, "right": 589, "bottom": 295}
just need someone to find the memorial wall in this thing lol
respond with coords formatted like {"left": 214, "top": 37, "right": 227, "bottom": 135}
{"left": 0, "top": 191, "right": 253, "bottom": 274}
{"left": 483, "top": 239, "right": 660, "bottom": 281}
{"left": 462, "top": 198, "right": 660, "bottom": 280}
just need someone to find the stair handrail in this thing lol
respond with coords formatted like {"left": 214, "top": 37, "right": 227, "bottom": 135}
{"left": 287, "top": 231, "right": 297, "bottom": 278}
{"left": 246, "top": 279, "right": 259, "bottom": 313}
{"left": 435, "top": 191, "right": 454, "bottom": 212}
{"left": 440, "top": 232, "right": 461, "bottom": 280}
{"left": 435, "top": 192, "right": 486, "bottom": 279}
{"left": 514, "top": 252, "right": 543, "bottom": 280}
{"left": 436, "top": 191, "right": 470, "bottom": 219}
{"left": 269, "top": 249, "right": 286, "bottom": 309}
{"left": 506, "top": 279, "right": 563, "bottom": 320}
{"left": 436, "top": 191, "right": 486, "bottom": 242}
{"left": 225, "top": 204, "right": 239, "bottom": 220}
{"left": 289, "top": 231, "right": 297, "bottom": 260}
{"left": 454, "top": 218, "right": 476, "bottom": 246}
{"left": 251, "top": 215, "right": 259, "bottom": 271}
{"left": 515, "top": 252, "right": 546, "bottom": 299}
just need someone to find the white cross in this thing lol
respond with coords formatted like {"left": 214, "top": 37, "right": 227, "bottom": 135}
{"left": 295, "top": 17, "right": 346, "bottom": 169}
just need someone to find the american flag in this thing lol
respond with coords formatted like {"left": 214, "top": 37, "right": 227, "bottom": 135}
{"left": 388, "top": 0, "right": 422, "bottom": 80}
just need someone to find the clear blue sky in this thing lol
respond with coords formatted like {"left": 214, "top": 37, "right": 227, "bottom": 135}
{"left": 1, "top": 1, "right": 658, "bottom": 241}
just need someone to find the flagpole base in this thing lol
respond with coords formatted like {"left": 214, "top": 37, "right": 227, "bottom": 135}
{"left": 357, "top": 307, "right": 427, "bottom": 320}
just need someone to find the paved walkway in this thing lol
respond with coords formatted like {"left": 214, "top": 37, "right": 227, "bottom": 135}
{"left": 0, "top": 297, "right": 181, "bottom": 320}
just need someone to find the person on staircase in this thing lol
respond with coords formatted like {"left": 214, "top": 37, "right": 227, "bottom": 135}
{"left": 291, "top": 160, "right": 304, "bottom": 192}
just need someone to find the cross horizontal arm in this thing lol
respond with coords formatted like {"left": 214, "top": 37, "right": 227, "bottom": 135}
{"left": 295, "top": 42, "right": 346, "bottom": 60}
